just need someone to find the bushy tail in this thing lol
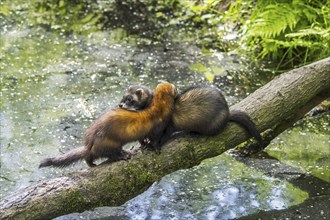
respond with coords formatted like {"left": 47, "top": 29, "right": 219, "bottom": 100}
{"left": 229, "top": 110, "right": 264, "bottom": 147}
{"left": 39, "top": 146, "right": 87, "bottom": 168}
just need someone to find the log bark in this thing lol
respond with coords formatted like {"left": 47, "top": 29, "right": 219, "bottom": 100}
{"left": 1, "top": 58, "right": 329, "bottom": 220}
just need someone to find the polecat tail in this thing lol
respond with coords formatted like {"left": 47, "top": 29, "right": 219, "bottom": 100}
{"left": 39, "top": 146, "right": 87, "bottom": 168}
{"left": 229, "top": 110, "right": 264, "bottom": 148}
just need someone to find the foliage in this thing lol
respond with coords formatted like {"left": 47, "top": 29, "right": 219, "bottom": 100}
{"left": 172, "top": 0, "right": 330, "bottom": 69}
{"left": 243, "top": 0, "right": 330, "bottom": 69}
{"left": 32, "top": 0, "right": 103, "bottom": 32}
{"left": 1, "top": 0, "right": 328, "bottom": 69}
{"left": 0, "top": 0, "right": 180, "bottom": 36}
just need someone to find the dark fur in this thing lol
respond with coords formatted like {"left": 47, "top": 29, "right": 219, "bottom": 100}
{"left": 119, "top": 85, "right": 153, "bottom": 111}
{"left": 229, "top": 110, "right": 263, "bottom": 146}
{"left": 119, "top": 85, "right": 263, "bottom": 149}
{"left": 39, "top": 82, "right": 176, "bottom": 168}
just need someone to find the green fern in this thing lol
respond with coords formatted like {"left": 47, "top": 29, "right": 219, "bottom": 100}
{"left": 243, "top": 0, "right": 330, "bottom": 69}
{"left": 285, "top": 27, "right": 330, "bottom": 38}
{"left": 249, "top": 3, "right": 299, "bottom": 38}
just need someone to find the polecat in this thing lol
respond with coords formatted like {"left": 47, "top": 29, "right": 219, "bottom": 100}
{"left": 39, "top": 82, "right": 176, "bottom": 168}
{"left": 118, "top": 85, "right": 153, "bottom": 111}
{"left": 119, "top": 85, "right": 264, "bottom": 149}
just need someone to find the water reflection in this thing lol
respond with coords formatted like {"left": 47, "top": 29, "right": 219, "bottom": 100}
{"left": 1, "top": 25, "right": 241, "bottom": 197}
{"left": 126, "top": 153, "right": 308, "bottom": 219}
{"left": 1, "top": 3, "right": 328, "bottom": 219}
{"left": 266, "top": 117, "right": 330, "bottom": 182}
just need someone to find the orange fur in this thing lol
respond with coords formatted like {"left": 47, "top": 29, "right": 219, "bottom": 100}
{"left": 39, "top": 82, "right": 176, "bottom": 168}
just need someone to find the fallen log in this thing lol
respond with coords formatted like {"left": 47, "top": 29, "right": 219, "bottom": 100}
{"left": 1, "top": 57, "right": 329, "bottom": 220}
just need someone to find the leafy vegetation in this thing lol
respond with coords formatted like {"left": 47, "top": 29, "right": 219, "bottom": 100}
{"left": 243, "top": 0, "right": 330, "bottom": 69}
{"left": 1, "top": 0, "right": 329, "bottom": 69}
{"left": 167, "top": 0, "right": 330, "bottom": 69}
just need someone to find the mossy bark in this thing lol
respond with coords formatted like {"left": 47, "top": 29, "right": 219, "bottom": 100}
{"left": 1, "top": 58, "right": 329, "bottom": 219}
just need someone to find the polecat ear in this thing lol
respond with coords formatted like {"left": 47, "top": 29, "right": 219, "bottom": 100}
{"left": 135, "top": 88, "right": 144, "bottom": 97}
{"left": 169, "top": 84, "right": 177, "bottom": 96}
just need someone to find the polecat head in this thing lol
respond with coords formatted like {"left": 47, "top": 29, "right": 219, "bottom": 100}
{"left": 118, "top": 85, "right": 153, "bottom": 111}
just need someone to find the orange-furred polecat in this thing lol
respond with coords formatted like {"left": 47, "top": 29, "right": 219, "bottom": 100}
{"left": 39, "top": 82, "right": 176, "bottom": 168}
{"left": 119, "top": 85, "right": 264, "bottom": 149}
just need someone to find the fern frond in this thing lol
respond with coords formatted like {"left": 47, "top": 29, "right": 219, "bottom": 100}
{"left": 285, "top": 27, "right": 330, "bottom": 38}
{"left": 248, "top": 3, "right": 299, "bottom": 38}
{"left": 259, "top": 37, "right": 324, "bottom": 60}
{"left": 242, "top": 0, "right": 330, "bottom": 69}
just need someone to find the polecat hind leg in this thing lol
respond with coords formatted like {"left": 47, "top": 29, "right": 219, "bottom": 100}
{"left": 85, "top": 153, "right": 97, "bottom": 167}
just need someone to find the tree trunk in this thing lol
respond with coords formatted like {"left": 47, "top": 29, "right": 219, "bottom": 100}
{"left": 1, "top": 58, "right": 329, "bottom": 220}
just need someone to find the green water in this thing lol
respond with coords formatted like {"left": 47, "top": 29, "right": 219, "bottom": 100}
{"left": 1, "top": 1, "right": 328, "bottom": 219}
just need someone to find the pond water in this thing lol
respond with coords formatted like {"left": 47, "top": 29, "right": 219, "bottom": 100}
{"left": 124, "top": 153, "right": 308, "bottom": 220}
{"left": 1, "top": 2, "right": 329, "bottom": 219}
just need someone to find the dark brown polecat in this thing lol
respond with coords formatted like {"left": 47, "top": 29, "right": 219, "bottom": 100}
{"left": 39, "top": 82, "right": 176, "bottom": 168}
{"left": 119, "top": 85, "right": 264, "bottom": 149}
{"left": 118, "top": 85, "right": 153, "bottom": 111}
